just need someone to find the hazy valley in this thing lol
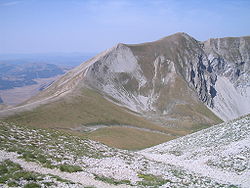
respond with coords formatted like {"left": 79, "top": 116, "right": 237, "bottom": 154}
{"left": 0, "top": 53, "right": 95, "bottom": 106}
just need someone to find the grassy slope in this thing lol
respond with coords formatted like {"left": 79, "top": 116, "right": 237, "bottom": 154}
{"left": 6, "top": 88, "right": 174, "bottom": 132}
{"left": 5, "top": 88, "right": 181, "bottom": 149}
{"left": 87, "top": 127, "right": 175, "bottom": 150}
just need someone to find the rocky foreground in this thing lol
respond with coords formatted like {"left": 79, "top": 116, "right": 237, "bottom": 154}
{"left": 0, "top": 115, "right": 249, "bottom": 187}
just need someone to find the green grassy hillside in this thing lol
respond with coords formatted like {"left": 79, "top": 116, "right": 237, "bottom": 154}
{"left": 5, "top": 88, "right": 184, "bottom": 149}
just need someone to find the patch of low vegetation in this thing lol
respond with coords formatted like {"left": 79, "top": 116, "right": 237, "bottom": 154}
{"left": 59, "top": 164, "right": 83, "bottom": 172}
{"left": 48, "top": 174, "right": 75, "bottom": 184}
{"left": 0, "top": 159, "right": 22, "bottom": 183}
{"left": 7, "top": 181, "right": 19, "bottom": 187}
{"left": 0, "top": 159, "right": 43, "bottom": 186}
{"left": 137, "top": 173, "right": 171, "bottom": 187}
{"left": 23, "top": 182, "right": 41, "bottom": 188}
{"left": 94, "top": 175, "right": 131, "bottom": 185}
{"left": 43, "top": 181, "right": 55, "bottom": 186}
{"left": 0, "top": 121, "right": 118, "bottom": 173}
{"left": 0, "top": 159, "right": 79, "bottom": 187}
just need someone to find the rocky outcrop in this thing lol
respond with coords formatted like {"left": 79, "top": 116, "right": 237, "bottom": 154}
{"left": 203, "top": 37, "right": 250, "bottom": 120}
{"left": 175, "top": 35, "right": 250, "bottom": 121}
{"left": 186, "top": 53, "right": 217, "bottom": 108}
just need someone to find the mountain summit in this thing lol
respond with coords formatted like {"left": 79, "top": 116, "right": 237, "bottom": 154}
{"left": 1, "top": 33, "right": 250, "bottom": 148}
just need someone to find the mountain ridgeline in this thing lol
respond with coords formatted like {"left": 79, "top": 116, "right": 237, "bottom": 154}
{"left": 1, "top": 33, "right": 250, "bottom": 149}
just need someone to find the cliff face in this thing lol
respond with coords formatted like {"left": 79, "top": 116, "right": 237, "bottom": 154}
{"left": 203, "top": 37, "right": 250, "bottom": 120}
{"left": 182, "top": 36, "right": 250, "bottom": 120}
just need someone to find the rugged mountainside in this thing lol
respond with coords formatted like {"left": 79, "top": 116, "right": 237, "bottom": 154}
{"left": 82, "top": 33, "right": 250, "bottom": 122}
{"left": 203, "top": 37, "right": 250, "bottom": 120}
{"left": 30, "top": 33, "right": 250, "bottom": 122}
{"left": 1, "top": 33, "right": 249, "bottom": 148}
{"left": 33, "top": 33, "right": 250, "bottom": 120}
{"left": 96, "top": 34, "right": 249, "bottom": 121}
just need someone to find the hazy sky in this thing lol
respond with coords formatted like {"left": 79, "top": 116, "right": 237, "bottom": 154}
{"left": 1, "top": 0, "right": 250, "bottom": 54}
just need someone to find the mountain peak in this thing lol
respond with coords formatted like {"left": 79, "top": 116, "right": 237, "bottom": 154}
{"left": 158, "top": 32, "right": 194, "bottom": 42}
{"left": 169, "top": 32, "right": 192, "bottom": 37}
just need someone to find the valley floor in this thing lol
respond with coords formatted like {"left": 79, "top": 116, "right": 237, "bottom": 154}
{"left": 0, "top": 115, "right": 249, "bottom": 187}
{"left": 0, "top": 76, "right": 61, "bottom": 106}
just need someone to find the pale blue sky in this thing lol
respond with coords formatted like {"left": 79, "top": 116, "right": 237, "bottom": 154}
{"left": 0, "top": 0, "right": 250, "bottom": 54}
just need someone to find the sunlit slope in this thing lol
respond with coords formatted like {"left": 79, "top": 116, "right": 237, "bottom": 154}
{"left": 5, "top": 88, "right": 183, "bottom": 149}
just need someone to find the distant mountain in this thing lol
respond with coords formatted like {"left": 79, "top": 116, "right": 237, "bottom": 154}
{"left": 0, "top": 63, "right": 65, "bottom": 90}
{"left": 0, "top": 52, "right": 96, "bottom": 67}
{"left": 1, "top": 33, "right": 249, "bottom": 149}
{"left": 0, "top": 53, "right": 94, "bottom": 105}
